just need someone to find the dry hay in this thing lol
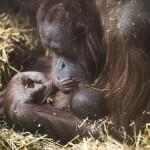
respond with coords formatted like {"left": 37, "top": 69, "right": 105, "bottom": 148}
{"left": 0, "top": 13, "right": 149, "bottom": 150}
{"left": 0, "top": 13, "right": 44, "bottom": 89}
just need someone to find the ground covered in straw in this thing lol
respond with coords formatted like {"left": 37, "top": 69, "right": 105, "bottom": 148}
{"left": 0, "top": 13, "right": 149, "bottom": 150}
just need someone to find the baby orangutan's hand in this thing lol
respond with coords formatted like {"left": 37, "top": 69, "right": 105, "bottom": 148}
{"left": 54, "top": 77, "right": 79, "bottom": 93}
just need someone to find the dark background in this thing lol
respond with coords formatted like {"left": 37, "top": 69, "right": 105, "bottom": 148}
{"left": 0, "top": 0, "right": 17, "bottom": 12}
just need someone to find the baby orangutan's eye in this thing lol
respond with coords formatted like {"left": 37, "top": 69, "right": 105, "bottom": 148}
{"left": 21, "top": 77, "right": 35, "bottom": 89}
{"left": 24, "top": 79, "right": 35, "bottom": 89}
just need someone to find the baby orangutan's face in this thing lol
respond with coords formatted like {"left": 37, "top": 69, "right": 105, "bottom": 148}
{"left": 9, "top": 72, "right": 47, "bottom": 104}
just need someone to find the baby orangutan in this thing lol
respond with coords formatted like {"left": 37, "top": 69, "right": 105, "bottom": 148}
{"left": 3, "top": 57, "right": 107, "bottom": 143}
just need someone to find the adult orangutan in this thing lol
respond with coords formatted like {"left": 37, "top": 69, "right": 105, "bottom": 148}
{"left": 2, "top": 0, "right": 150, "bottom": 144}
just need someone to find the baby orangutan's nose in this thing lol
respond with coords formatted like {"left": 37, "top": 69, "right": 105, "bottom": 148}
{"left": 39, "top": 84, "right": 46, "bottom": 92}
